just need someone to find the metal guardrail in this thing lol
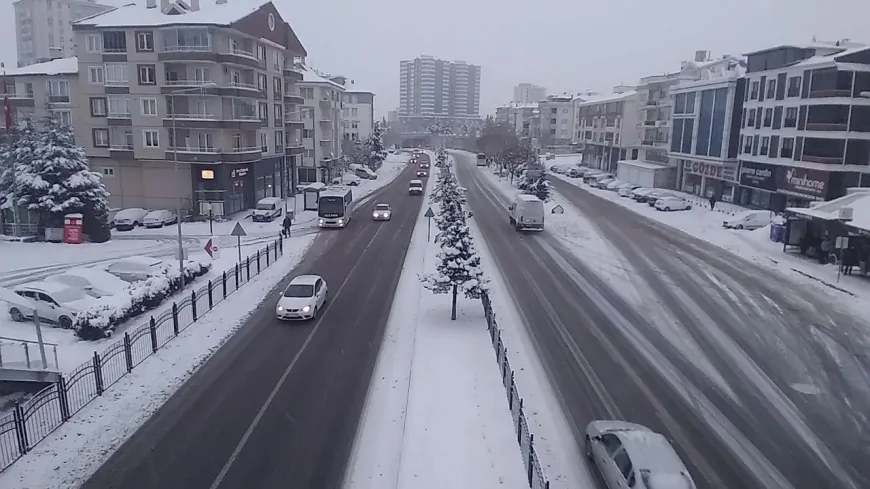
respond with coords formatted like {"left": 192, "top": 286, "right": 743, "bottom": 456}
{"left": 0, "top": 238, "right": 286, "bottom": 473}
{"left": 480, "top": 291, "right": 550, "bottom": 489}
{"left": 0, "top": 337, "right": 59, "bottom": 371}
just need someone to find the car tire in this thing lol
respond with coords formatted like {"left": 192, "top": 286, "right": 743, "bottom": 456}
{"left": 665, "top": 207, "right": 671, "bottom": 212}
{"left": 311, "top": 306, "right": 318, "bottom": 320}
{"left": 9, "top": 308, "right": 24, "bottom": 322}
{"left": 736, "top": 224, "right": 744, "bottom": 230}
{"left": 686, "top": 205, "right": 692, "bottom": 210}
{"left": 585, "top": 435, "right": 593, "bottom": 460}
{"left": 58, "top": 316, "right": 73, "bottom": 329}
{"left": 133, "top": 221, "right": 141, "bottom": 227}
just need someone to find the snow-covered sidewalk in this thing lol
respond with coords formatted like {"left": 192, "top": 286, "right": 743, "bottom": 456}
{"left": 0, "top": 233, "right": 316, "bottom": 487}
{"left": 345, "top": 157, "right": 527, "bottom": 489}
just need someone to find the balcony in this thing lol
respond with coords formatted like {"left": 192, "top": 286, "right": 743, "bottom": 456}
{"left": 284, "top": 88, "right": 304, "bottom": 105}
{"left": 4, "top": 87, "right": 33, "bottom": 99}
{"left": 319, "top": 98, "right": 332, "bottom": 108}
{"left": 228, "top": 81, "right": 258, "bottom": 91}
{"left": 645, "top": 100, "right": 658, "bottom": 107}
{"left": 165, "top": 113, "right": 217, "bottom": 120}
{"left": 642, "top": 139, "right": 668, "bottom": 147}
{"left": 161, "top": 44, "right": 211, "bottom": 53}
{"left": 230, "top": 146, "right": 261, "bottom": 153}
{"left": 805, "top": 122, "right": 848, "bottom": 131}
{"left": 107, "top": 111, "right": 131, "bottom": 119}
{"left": 48, "top": 94, "right": 71, "bottom": 104}
{"left": 283, "top": 66, "right": 303, "bottom": 82}
{"left": 109, "top": 143, "right": 133, "bottom": 151}
{"left": 165, "top": 79, "right": 213, "bottom": 88}
{"left": 167, "top": 145, "right": 218, "bottom": 154}
{"left": 656, "top": 120, "right": 669, "bottom": 127}
{"left": 809, "top": 89, "right": 852, "bottom": 99}
{"left": 229, "top": 47, "right": 256, "bottom": 60}
{"left": 642, "top": 120, "right": 656, "bottom": 126}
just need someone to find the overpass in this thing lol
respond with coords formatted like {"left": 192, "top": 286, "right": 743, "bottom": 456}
{"left": 398, "top": 132, "right": 477, "bottom": 152}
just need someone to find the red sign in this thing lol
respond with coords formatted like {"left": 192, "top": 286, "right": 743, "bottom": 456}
{"left": 63, "top": 214, "right": 83, "bottom": 244}
{"left": 204, "top": 238, "right": 214, "bottom": 258}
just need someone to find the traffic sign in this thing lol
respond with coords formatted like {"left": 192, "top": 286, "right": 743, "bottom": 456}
{"left": 204, "top": 238, "right": 214, "bottom": 258}
{"left": 424, "top": 207, "right": 435, "bottom": 218}
{"left": 230, "top": 222, "right": 247, "bottom": 237}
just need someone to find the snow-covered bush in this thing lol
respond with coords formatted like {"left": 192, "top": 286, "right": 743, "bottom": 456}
{"left": 518, "top": 172, "right": 552, "bottom": 202}
{"left": 74, "top": 258, "right": 212, "bottom": 340}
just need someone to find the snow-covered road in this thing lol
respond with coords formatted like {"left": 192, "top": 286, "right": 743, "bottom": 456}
{"left": 455, "top": 151, "right": 870, "bottom": 489}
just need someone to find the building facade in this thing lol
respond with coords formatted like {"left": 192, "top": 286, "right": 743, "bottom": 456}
{"left": 398, "top": 55, "right": 480, "bottom": 131}
{"left": 737, "top": 41, "right": 870, "bottom": 209}
{"left": 342, "top": 89, "right": 375, "bottom": 142}
{"left": 575, "top": 88, "right": 640, "bottom": 171}
{"left": 495, "top": 102, "right": 537, "bottom": 139}
{"left": 538, "top": 94, "right": 575, "bottom": 149}
{"left": 669, "top": 56, "right": 747, "bottom": 202}
{"left": 2, "top": 57, "right": 81, "bottom": 127}
{"left": 297, "top": 66, "right": 344, "bottom": 184}
{"left": 71, "top": 0, "right": 307, "bottom": 215}
{"left": 513, "top": 83, "right": 545, "bottom": 104}
{"left": 14, "top": 0, "right": 113, "bottom": 68}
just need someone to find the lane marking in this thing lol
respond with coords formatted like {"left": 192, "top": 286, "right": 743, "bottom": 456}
{"left": 208, "top": 219, "right": 391, "bottom": 489}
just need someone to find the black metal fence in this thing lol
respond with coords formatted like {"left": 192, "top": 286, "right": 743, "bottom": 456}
{"left": 481, "top": 290, "right": 550, "bottom": 489}
{"left": 0, "top": 238, "right": 285, "bottom": 473}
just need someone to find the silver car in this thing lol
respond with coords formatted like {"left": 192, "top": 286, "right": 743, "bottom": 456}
{"left": 372, "top": 203, "right": 392, "bottom": 221}
{"left": 586, "top": 421, "right": 696, "bottom": 489}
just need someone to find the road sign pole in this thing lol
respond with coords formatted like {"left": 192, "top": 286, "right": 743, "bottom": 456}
{"left": 237, "top": 236, "right": 242, "bottom": 263}
{"left": 424, "top": 207, "right": 435, "bottom": 242}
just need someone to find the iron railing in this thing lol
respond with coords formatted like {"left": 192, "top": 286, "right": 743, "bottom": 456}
{"left": 480, "top": 291, "right": 550, "bottom": 489}
{"left": 0, "top": 238, "right": 285, "bottom": 473}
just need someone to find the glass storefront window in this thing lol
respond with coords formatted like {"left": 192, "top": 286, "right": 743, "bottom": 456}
{"left": 683, "top": 174, "right": 702, "bottom": 195}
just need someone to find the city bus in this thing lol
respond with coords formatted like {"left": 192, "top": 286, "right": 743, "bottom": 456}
{"left": 318, "top": 186, "right": 354, "bottom": 228}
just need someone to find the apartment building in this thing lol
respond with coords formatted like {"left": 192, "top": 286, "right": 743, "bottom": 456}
{"left": 342, "top": 87, "right": 375, "bottom": 142}
{"left": 495, "top": 102, "right": 537, "bottom": 138}
{"left": 538, "top": 94, "right": 575, "bottom": 149}
{"left": 296, "top": 66, "right": 344, "bottom": 184}
{"left": 513, "top": 83, "right": 545, "bottom": 104}
{"left": 14, "top": 0, "right": 114, "bottom": 67}
{"left": 71, "top": 0, "right": 307, "bottom": 214}
{"left": 575, "top": 88, "right": 640, "bottom": 172}
{"left": 398, "top": 55, "right": 480, "bottom": 132}
{"left": 737, "top": 41, "right": 870, "bottom": 209}
{"left": 669, "top": 56, "right": 747, "bottom": 202}
{"left": 2, "top": 56, "right": 80, "bottom": 127}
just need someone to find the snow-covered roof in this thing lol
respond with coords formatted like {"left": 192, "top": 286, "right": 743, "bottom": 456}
{"left": 5, "top": 57, "right": 79, "bottom": 77}
{"left": 790, "top": 45, "right": 870, "bottom": 70}
{"left": 743, "top": 40, "right": 866, "bottom": 57}
{"left": 617, "top": 159, "right": 669, "bottom": 170}
{"left": 787, "top": 189, "right": 870, "bottom": 230}
{"left": 73, "top": 0, "right": 271, "bottom": 28}
{"left": 575, "top": 91, "right": 637, "bottom": 107}
{"left": 296, "top": 65, "right": 345, "bottom": 90}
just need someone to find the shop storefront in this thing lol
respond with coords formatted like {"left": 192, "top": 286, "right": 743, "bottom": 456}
{"left": 190, "top": 157, "right": 285, "bottom": 217}
{"left": 777, "top": 166, "right": 830, "bottom": 206}
{"left": 736, "top": 160, "right": 786, "bottom": 210}
{"left": 678, "top": 159, "right": 739, "bottom": 202}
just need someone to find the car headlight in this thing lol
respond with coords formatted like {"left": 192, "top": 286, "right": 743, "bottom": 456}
{"left": 319, "top": 219, "right": 324, "bottom": 224}
{"left": 338, "top": 218, "right": 344, "bottom": 224}
{"left": 302, "top": 305, "right": 311, "bottom": 312}
{"left": 373, "top": 213, "right": 380, "bottom": 217}
{"left": 277, "top": 305, "right": 284, "bottom": 311}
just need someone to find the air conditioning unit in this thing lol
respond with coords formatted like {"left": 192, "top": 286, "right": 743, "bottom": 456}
{"left": 838, "top": 206, "right": 854, "bottom": 221}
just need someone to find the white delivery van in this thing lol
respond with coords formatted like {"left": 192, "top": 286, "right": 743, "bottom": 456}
{"left": 508, "top": 194, "right": 545, "bottom": 231}
{"left": 252, "top": 197, "right": 283, "bottom": 222}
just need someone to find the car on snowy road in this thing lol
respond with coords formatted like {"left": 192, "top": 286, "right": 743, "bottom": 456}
{"left": 409, "top": 180, "right": 424, "bottom": 195}
{"left": 416, "top": 170, "right": 428, "bottom": 178}
{"left": 372, "top": 203, "right": 392, "bottom": 221}
{"left": 585, "top": 420, "right": 696, "bottom": 489}
{"left": 276, "top": 275, "right": 328, "bottom": 321}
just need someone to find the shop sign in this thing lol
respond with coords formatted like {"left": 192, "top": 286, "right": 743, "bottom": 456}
{"left": 682, "top": 160, "right": 740, "bottom": 182}
{"left": 779, "top": 166, "right": 828, "bottom": 199}
{"left": 231, "top": 167, "right": 249, "bottom": 179}
{"left": 738, "top": 160, "right": 777, "bottom": 191}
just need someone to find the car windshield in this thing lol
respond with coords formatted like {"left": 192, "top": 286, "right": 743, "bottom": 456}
{"left": 284, "top": 284, "right": 314, "bottom": 298}
{"left": 256, "top": 203, "right": 275, "bottom": 210}
{"left": 375, "top": 204, "right": 390, "bottom": 211}
{"left": 51, "top": 287, "right": 86, "bottom": 303}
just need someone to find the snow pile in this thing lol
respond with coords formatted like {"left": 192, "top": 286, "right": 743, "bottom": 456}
{"left": 74, "top": 259, "right": 211, "bottom": 340}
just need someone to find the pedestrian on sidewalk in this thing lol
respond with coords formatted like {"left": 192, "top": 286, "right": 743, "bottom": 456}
{"left": 282, "top": 214, "right": 292, "bottom": 238}
{"left": 709, "top": 194, "right": 718, "bottom": 210}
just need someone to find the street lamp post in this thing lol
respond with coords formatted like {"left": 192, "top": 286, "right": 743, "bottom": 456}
{"left": 169, "top": 83, "right": 216, "bottom": 286}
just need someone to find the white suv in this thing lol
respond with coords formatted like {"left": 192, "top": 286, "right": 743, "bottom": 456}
{"left": 8, "top": 282, "right": 89, "bottom": 329}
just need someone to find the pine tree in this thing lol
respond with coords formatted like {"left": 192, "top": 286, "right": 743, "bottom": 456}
{"left": 17, "top": 114, "right": 111, "bottom": 241}
{"left": 364, "top": 122, "right": 388, "bottom": 170}
{"left": 420, "top": 178, "right": 488, "bottom": 320}
{"left": 0, "top": 121, "right": 39, "bottom": 213}
{"left": 435, "top": 147, "right": 448, "bottom": 168}
{"left": 518, "top": 172, "right": 552, "bottom": 202}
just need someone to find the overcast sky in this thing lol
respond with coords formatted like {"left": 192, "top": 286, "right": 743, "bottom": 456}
{"left": 2, "top": 0, "right": 870, "bottom": 118}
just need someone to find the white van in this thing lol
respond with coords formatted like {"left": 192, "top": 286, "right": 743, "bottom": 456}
{"left": 723, "top": 210, "right": 771, "bottom": 230}
{"left": 508, "top": 194, "right": 545, "bottom": 231}
{"left": 252, "top": 197, "right": 283, "bottom": 222}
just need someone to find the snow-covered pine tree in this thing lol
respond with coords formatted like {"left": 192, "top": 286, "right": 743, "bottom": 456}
{"left": 420, "top": 187, "right": 489, "bottom": 320}
{"left": 0, "top": 121, "right": 39, "bottom": 212}
{"left": 519, "top": 172, "right": 552, "bottom": 202}
{"left": 435, "top": 147, "right": 448, "bottom": 168}
{"left": 364, "top": 122, "right": 388, "bottom": 170}
{"left": 19, "top": 113, "right": 112, "bottom": 241}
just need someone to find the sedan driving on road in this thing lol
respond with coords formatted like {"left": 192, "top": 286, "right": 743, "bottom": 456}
{"left": 586, "top": 420, "right": 696, "bottom": 489}
{"left": 416, "top": 170, "right": 428, "bottom": 177}
{"left": 276, "top": 275, "right": 328, "bottom": 321}
{"left": 372, "top": 203, "right": 392, "bottom": 221}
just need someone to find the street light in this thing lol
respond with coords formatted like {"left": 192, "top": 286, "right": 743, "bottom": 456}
{"left": 169, "top": 82, "right": 217, "bottom": 286}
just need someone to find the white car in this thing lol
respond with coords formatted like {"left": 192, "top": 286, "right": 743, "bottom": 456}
{"left": 654, "top": 196, "right": 692, "bottom": 212}
{"left": 605, "top": 180, "right": 625, "bottom": 190}
{"left": 275, "top": 274, "right": 328, "bottom": 321}
{"left": 631, "top": 187, "right": 654, "bottom": 201}
{"left": 585, "top": 420, "right": 696, "bottom": 489}
{"left": 113, "top": 208, "right": 149, "bottom": 231}
{"left": 723, "top": 210, "right": 771, "bottom": 230}
{"left": 594, "top": 178, "right": 616, "bottom": 189}
{"left": 372, "top": 203, "right": 392, "bottom": 221}
{"left": 142, "top": 210, "right": 177, "bottom": 228}
{"left": 617, "top": 184, "right": 641, "bottom": 197}
{"left": 332, "top": 173, "right": 361, "bottom": 186}
{"left": 8, "top": 282, "right": 90, "bottom": 329}
{"left": 106, "top": 256, "right": 165, "bottom": 282}
{"left": 645, "top": 190, "right": 677, "bottom": 206}
{"left": 47, "top": 268, "right": 128, "bottom": 298}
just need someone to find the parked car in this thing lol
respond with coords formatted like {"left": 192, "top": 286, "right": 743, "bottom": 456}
{"left": 643, "top": 190, "right": 676, "bottom": 205}
{"left": 508, "top": 194, "right": 545, "bottom": 231}
{"left": 618, "top": 184, "right": 642, "bottom": 197}
{"left": 631, "top": 187, "right": 655, "bottom": 201}
{"left": 251, "top": 197, "right": 283, "bottom": 222}
{"left": 47, "top": 268, "right": 128, "bottom": 298}
{"left": 372, "top": 203, "right": 392, "bottom": 221}
{"left": 106, "top": 256, "right": 164, "bottom": 282}
{"left": 113, "top": 208, "right": 149, "bottom": 231}
{"left": 275, "top": 274, "right": 328, "bottom": 321}
{"left": 605, "top": 180, "right": 626, "bottom": 190}
{"left": 8, "top": 282, "right": 90, "bottom": 329}
{"left": 724, "top": 210, "right": 772, "bottom": 230}
{"left": 551, "top": 165, "right": 569, "bottom": 174}
{"left": 142, "top": 210, "right": 177, "bottom": 228}
{"left": 585, "top": 173, "right": 612, "bottom": 185}
{"left": 332, "top": 173, "right": 361, "bottom": 186}
{"left": 544, "top": 152, "right": 556, "bottom": 160}
{"left": 655, "top": 196, "right": 692, "bottom": 211}
{"left": 355, "top": 167, "right": 378, "bottom": 180}
{"left": 593, "top": 178, "right": 616, "bottom": 189}
{"left": 409, "top": 180, "right": 424, "bottom": 195}
{"left": 567, "top": 167, "right": 585, "bottom": 178}
{"left": 585, "top": 420, "right": 696, "bottom": 489}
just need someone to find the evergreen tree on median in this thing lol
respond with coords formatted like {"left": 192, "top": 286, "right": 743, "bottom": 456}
{"left": 363, "top": 121, "right": 388, "bottom": 170}
{"left": 517, "top": 171, "right": 552, "bottom": 202}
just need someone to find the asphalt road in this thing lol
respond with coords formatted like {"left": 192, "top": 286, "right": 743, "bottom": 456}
{"left": 454, "top": 152, "right": 870, "bottom": 489}
{"left": 79, "top": 158, "right": 425, "bottom": 489}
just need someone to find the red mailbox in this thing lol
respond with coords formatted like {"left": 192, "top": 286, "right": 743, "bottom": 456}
{"left": 63, "top": 213, "right": 84, "bottom": 244}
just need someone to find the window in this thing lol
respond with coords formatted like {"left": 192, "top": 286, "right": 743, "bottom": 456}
{"left": 107, "top": 96, "right": 129, "bottom": 117}
{"left": 93, "top": 128, "right": 109, "bottom": 148}
{"left": 302, "top": 129, "right": 312, "bottom": 139}
{"left": 274, "top": 104, "right": 282, "bottom": 125}
{"left": 46, "top": 80, "right": 69, "bottom": 103}
{"left": 233, "top": 134, "right": 242, "bottom": 149}
{"left": 275, "top": 130, "right": 283, "bottom": 151}
{"left": 273, "top": 52, "right": 281, "bottom": 71}
{"left": 194, "top": 67, "right": 210, "bottom": 83}
{"left": 90, "top": 97, "right": 107, "bottom": 117}
{"left": 102, "top": 31, "right": 127, "bottom": 53}
{"left": 784, "top": 107, "right": 798, "bottom": 127}
{"left": 766, "top": 79, "right": 776, "bottom": 99}
{"left": 102, "top": 168, "right": 115, "bottom": 177}
{"left": 141, "top": 97, "right": 157, "bottom": 116}
{"left": 86, "top": 34, "right": 101, "bottom": 52}
{"left": 143, "top": 129, "right": 160, "bottom": 148}
{"left": 231, "top": 70, "right": 241, "bottom": 85}
{"left": 301, "top": 87, "right": 314, "bottom": 99}
{"left": 136, "top": 32, "right": 153, "bottom": 52}
{"left": 104, "top": 63, "right": 128, "bottom": 86}
{"left": 51, "top": 109, "right": 71, "bottom": 126}
{"left": 258, "top": 73, "right": 267, "bottom": 91}
{"left": 273, "top": 77, "right": 282, "bottom": 100}
{"left": 138, "top": 65, "right": 156, "bottom": 85}
{"left": 88, "top": 66, "right": 104, "bottom": 84}
{"left": 747, "top": 108, "right": 756, "bottom": 127}
{"left": 763, "top": 108, "right": 773, "bottom": 127}
{"left": 761, "top": 136, "right": 770, "bottom": 155}
{"left": 787, "top": 76, "right": 801, "bottom": 97}
{"left": 351, "top": 107, "right": 358, "bottom": 116}
{"left": 781, "top": 137, "right": 795, "bottom": 158}
{"left": 750, "top": 80, "right": 759, "bottom": 99}
{"left": 257, "top": 44, "right": 267, "bottom": 63}
{"left": 197, "top": 133, "right": 214, "bottom": 151}
{"left": 260, "top": 131, "right": 268, "bottom": 153}
{"left": 258, "top": 102, "right": 268, "bottom": 123}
